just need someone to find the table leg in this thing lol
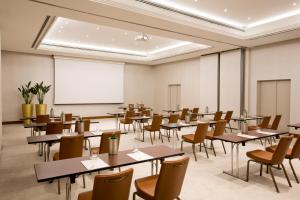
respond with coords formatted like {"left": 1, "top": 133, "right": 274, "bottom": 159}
{"left": 156, "top": 159, "right": 158, "bottom": 174}
{"left": 231, "top": 143, "right": 234, "bottom": 174}
{"left": 236, "top": 143, "right": 240, "bottom": 177}
{"left": 66, "top": 177, "right": 71, "bottom": 200}
{"left": 223, "top": 143, "right": 244, "bottom": 180}
{"left": 47, "top": 143, "right": 51, "bottom": 162}
{"left": 115, "top": 115, "right": 119, "bottom": 129}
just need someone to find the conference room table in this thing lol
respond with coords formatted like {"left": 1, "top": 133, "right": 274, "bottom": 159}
{"left": 27, "top": 129, "right": 127, "bottom": 162}
{"left": 34, "top": 145, "right": 184, "bottom": 200}
{"left": 162, "top": 109, "right": 181, "bottom": 113}
{"left": 107, "top": 111, "right": 141, "bottom": 129}
{"left": 288, "top": 123, "right": 300, "bottom": 130}
{"left": 197, "top": 112, "right": 221, "bottom": 119}
{"left": 20, "top": 115, "right": 80, "bottom": 121}
{"left": 231, "top": 116, "right": 264, "bottom": 129}
{"left": 214, "top": 129, "right": 288, "bottom": 180}
{"left": 129, "top": 116, "right": 151, "bottom": 132}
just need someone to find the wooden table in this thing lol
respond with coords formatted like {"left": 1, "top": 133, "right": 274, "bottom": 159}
{"left": 27, "top": 129, "right": 126, "bottom": 162}
{"left": 20, "top": 115, "right": 80, "bottom": 121}
{"left": 231, "top": 116, "right": 264, "bottom": 129}
{"left": 107, "top": 111, "right": 140, "bottom": 129}
{"left": 162, "top": 109, "right": 181, "bottom": 114}
{"left": 34, "top": 145, "right": 184, "bottom": 200}
{"left": 288, "top": 123, "right": 300, "bottom": 130}
{"left": 214, "top": 129, "right": 288, "bottom": 180}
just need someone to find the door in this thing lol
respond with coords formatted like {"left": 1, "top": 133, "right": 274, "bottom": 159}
{"left": 168, "top": 84, "right": 181, "bottom": 110}
{"left": 257, "top": 80, "right": 290, "bottom": 131}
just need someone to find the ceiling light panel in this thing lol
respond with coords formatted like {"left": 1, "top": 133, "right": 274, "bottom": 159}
{"left": 39, "top": 17, "right": 209, "bottom": 60}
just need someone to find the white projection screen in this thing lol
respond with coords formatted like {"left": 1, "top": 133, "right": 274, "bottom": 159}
{"left": 54, "top": 56, "right": 124, "bottom": 104}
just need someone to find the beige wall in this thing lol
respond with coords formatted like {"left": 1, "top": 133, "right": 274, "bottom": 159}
{"left": 2, "top": 51, "right": 154, "bottom": 121}
{"left": 248, "top": 39, "right": 300, "bottom": 131}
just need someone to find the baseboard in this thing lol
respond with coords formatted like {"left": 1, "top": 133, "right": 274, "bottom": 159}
{"left": 2, "top": 115, "right": 115, "bottom": 125}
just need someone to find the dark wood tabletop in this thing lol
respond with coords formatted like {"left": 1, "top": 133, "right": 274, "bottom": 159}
{"left": 215, "top": 129, "right": 288, "bottom": 144}
{"left": 162, "top": 109, "right": 181, "bottom": 113}
{"left": 27, "top": 129, "right": 127, "bottom": 144}
{"left": 34, "top": 145, "right": 184, "bottom": 182}
{"left": 24, "top": 121, "right": 99, "bottom": 128}
{"left": 20, "top": 115, "right": 80, "bottom": 121}
{"left": 161, "top": 120, "right": 216, "bottom": 129}
{"left": 288, "top": 123, "right": 300, "bottom": 129}
{"left": 129, "top": 116, "right": 151, "bottom": 120}
{"left": 231, "top": 116, "right": 264, "bottom": 121}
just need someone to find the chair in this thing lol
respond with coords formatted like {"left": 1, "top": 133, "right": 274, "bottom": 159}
{"left": 141, "top": 110, "right": 151, "bottom": 124}
{"left": 248, "top": 116, "right": 271, "bottom": 131}
{"left": 268, "top": 115, "right": 282, "bottom": 130}
{"left": 90, "top": 131, "right": 121, "bottom": 155}
{"left": 133, "top": 156, "right": 189, "bottom": 200}
{"left": 77, "top": 168, "right": 134, "bottom": 200}
{"left": 190, "top": 107, "right": 199, "bottom": 121}
{"left": 246, "top": 136, "right": 293, "bottom": 193}
{"left": 119, "top": 111, "right": 135, "bottom": 132}
{"left": 266, "top": 134, "right": 300, "bottom": 183}
{"left": 180, "top": 108, "right": 189, "bottom": 121}
{"left": 34, "top": 114, "right": 50, "bottom": 134}
{"left": 143, "top": 115, "right": 163, "bottom": 145}
{"left": 213, "top": 111, "right": 223, "bottom": 121}
{"left": 75, "top": 119, "right": 91, "bottom": 152}
{"left": 205, "top": 120, "right": 227, "bottom": 156}
{"left": 224, "top": 111, "right": 233, "bottom": 132}
{"left": 53, "top": 135, "right": 85, "bottom": 194}
{"left": 128, "top": 104, "right": 134, "bottom": 111}
{"left": 163, "top": 114, "right": 180, "bottom": 141}
{"left": 63, "top": 113, "right": 73, "bottom": 132}
{"left": 46, "top": 121, "right": 63, "bottom": 135}
{"left": 181, "top": 123, "right": 209, "bottom": 161}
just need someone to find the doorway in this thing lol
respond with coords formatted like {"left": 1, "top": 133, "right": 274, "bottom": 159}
{"left": 168, "top": 84, "right": 181, "bottom": 110}
{"left": 257, "top": 80, "right": 291, "bottom": 131}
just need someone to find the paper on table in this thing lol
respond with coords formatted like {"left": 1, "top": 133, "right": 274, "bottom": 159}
{"left": 179, "top": 122, "right": 190, "bottom": 126}
{"left": 237, "top": 133, "right": 258, "bottom": 139}
{"left": 81, "top": 158, "right": 109, "bottom": 170}
{"left": 56, "top": 134, "right": 72, "bottom": 139}
{"left": 257, "top": 130, "right": 276, "bottom": 135}
{"left": 91, "top": 130, "right": 103, "bottom": 136}
{"left": 127, "top": 150, "right": 153, "bottom": 161}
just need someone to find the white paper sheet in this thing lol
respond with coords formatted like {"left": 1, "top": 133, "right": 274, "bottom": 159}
{"left": 236, "top": 133, "right": 258, "bottom": 139}
{"left": 56, "top": 134, "right": 71, "bottom": 139}
{"left": 91, "top": 130, "right": 103, "bottom": 136}
{"left": 81, "top": 158, "right": 109, "bottom": 170}
{"left": 127, "top": 150, "right": 153, "bottom": 161}
{"left": 257, "top": 130, "right": 276, "bottom": 135}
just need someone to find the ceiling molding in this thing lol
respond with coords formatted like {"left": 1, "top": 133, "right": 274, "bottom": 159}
{"left": 31, "top": 16, "right": 56, "bottom": 49}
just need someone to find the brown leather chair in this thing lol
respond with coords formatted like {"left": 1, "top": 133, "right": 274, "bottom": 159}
{"left": 266, "top": 134, "right": 300, "bottom": 183}
{"left": 213, "top": 111, "right": 223, "bottom": 121}
{"left": 141, "top": 110, "right": 151, "bottom": 124}
{"left": 34, "top": 114, "right": 50, "bottom": 134}
{"left": 53, "top": 135, "right": 85, "bottom": 194}
{"left": 223, "top": 111, "right": 233, "bottom": 132}
{"left": 91, "top": 131, "right": 121, "bottom": 155}
{"left": 77, "top": 168, "right": 134, "bottom": 200}
{"left": 143, "top": 115, "right": 163, "bottom": 145}
{"left": 180, "top": 108, "right": 189, "bottom": 121}
{"left": 119, "top": 111, "right": 135, "bottom": 132}
{"left": 128, "top": 104, "right": 134, "bottom": 111}
{"left": 133, "top": 156, "right": 189, "bottom": 200}
{"left": 248, "top": 116, "right": 271, "bottom": 131}
{"left": 46, "top": 121, "right": 63, "bottom": 135}
{"left": 181, "top": 123, "right": 209, "bottom": 160}
{"left": 63, "top": 113, "right": 73, "bottom": 132}
{"left": 205, "top": 120, "right": 227, "bottom": 156}
{"left": 246, "top": 136, "right": 293, "bottom": 193}
{"left": 164, "top": 114, "right": 180, "bottom": 141}
{"left": 268, "top": 115, "right": 282, "bottom": 130}
{"left": 190, "top": 107, "right": 199, "bottom": 121}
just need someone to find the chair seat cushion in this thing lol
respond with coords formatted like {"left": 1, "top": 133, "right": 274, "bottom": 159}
{"left": 266, "top": 145, "right": 293, "bottom": 158}
{"left": 182, "top": 134, "right": 195, "bottom": 143}
{"left": 246, "top": 150, "right": 273, "bottom": 164}
{"left": 78, "top": 191, "right": 92, "bottom": 200}
{"left": 144, "top": 125, "right": 152, "bottom": 131}
{"left": 53, "top": 152, "right": 59, "bottom": 161}
{"left": 135, "top": 175, "right": 158, "bottom": 200}
{"left": 248, "top": 126, "right": 257, "bottom": 131}
{"left": 120, "top": 118, "right": 132, "bottom": 124}
{"left": 205, "top": 131, "right": 214, "bottom": 140}
{"left": 91, "top": 147, "right": 100, "bottom": 155}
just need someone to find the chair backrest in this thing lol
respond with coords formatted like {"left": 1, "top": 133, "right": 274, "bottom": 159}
{"left": 180, "top": 108, "right": 189, "bottom": 120}
{"left": 154, "top": 156, "right": 189, "bottom": 200}
{"left": 46, "top": 121, "right": 63, "bottom": 135}
{"left": 271, "top": 115, "right": 282, "bottom": 130}
{"left": 271, "top": 136, "right": 293, "bottom": 164}
{"left": 63, "top": 113, "right": 73, "bottom": 129}
{"left": 190, "top": 108, "right": 199, "bottom": 121}
{"left": 224, "top": 111, "right": 233, "bottom": 123}
{"left": 75, "top": 119, "right": 91, "bottom": 132}
{"left": 59, "top": 135, "right": 84, "bottom": 160}
{"left": 124, "top": 111, "right": 134, "bottom": 123}
{"left": 193, "top": 123, "right": 209, "bottom": 143}
{"left": 192, "top": 107, "right": 199, "bottom": 114}
{"left": 36, "top": 114, "right": 49, "bottom": 123}
{"left": 213, "top": 111, "right": 223, "bottom": 121}
{"left": 151, "top": 115, "right": 163, "bottom": 131}
{"left": 291, "top": 135, "right": 300, "bottom": 158}
{"left": 259, "top": 116, "right": 271, "bottom": 129}
{"left": 141, "top": 110, "right": 150, "bottom": 116}
{"left": 91, "top": 168, "right": 133, "bottom": 200}
{"left": 99, "top": 131, "right": 121, "bottom": 154}
{"left": 213, "top": 120, "right": 227, "bottom": 137}
{"left": 169, "top": 114, "right": 179, "bottom": 123}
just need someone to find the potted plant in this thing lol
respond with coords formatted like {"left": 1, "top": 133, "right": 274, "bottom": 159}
{"left": 108, "top": 132, "right": 119, "bottom": 155}
{"left": 32, "top": 81, "right": 51, "bottom": 116}
{"left": 18, "top": 81, "right": 34, "bottom": 123}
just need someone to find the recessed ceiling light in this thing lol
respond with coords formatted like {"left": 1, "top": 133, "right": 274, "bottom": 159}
{"left": 247, "top": 17, "right": 252, "bottom": 21}
{"left": 96, "top": 26, "right": 100, "bottom": 30}
{"left": 293, "top": 2, "right": 297, "bottom": 6}
{"left": 85, "top": 34, "right": 89, "bottom": 38}
{"left": 194, "top": 0, "right": 198, "bottom": 2}
{"left": 223, "top": 8, "right": 228, "bottom": 13}
{"left": 124, "top": 32, "right": 128, "bottom": 35}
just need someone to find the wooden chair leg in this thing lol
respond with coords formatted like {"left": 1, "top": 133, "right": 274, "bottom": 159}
{"left": 221, "top": 141, "right": 226, "bottom": 154}
{"left": 281, "top": 164, "right": 292, "bottom": 187}
{"left": 260, "top": 163, "right": 263, "bottom": 176}
{"left": 246, "top": 160, "right": 251, "bottom": 182}
{"left": 133, "top": 192, "right": 137, "bottom": 200}
{"left": 159, "top": 131, "right": 163, "bottom": 143}
{"left": 211, "top": 140, "right": 216, "bottom": 156}
{"left": 142, "top": 129, "right": 145, "bottom": 142}
{"left": 269, "top": 165, "right": 280, "bottom": 193}
{"left": 181, "top": 140, "right": 183, "bottom": 151}
{"left": 203, "top": 142, "right": 209, "bottom": 159}
{"left": 175, "top": 130, "right": 179, "bottom": 140}
{"left": 289, "top": 159, "right": 299, "bottom": 183}
{"left": 192, "top": 144, "right": 197, "bottom": 161}
{"left": 82, "top": 174, "right": 86, "bottom": 188}
{"left": 57, "top": 179, "right": 61, "bottom": 194}
{"left": 150, "top": 132, "right": 153, "bottom": 145}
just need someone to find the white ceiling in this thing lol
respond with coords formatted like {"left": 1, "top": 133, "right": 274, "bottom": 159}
{"left": 1, "top": 0, "right": 300, "bottom": 65}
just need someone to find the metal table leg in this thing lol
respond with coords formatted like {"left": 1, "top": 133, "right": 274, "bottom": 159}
{"left": 66, "top": 177, "right": 71, "bottom": 200}
{"left": 223, "top": 143, "right": 244, "bottom": 180}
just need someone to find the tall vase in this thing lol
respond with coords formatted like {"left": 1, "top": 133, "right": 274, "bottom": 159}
{"left": 22, "top": 104, "right": 33, "bottom": 124}
{"left": 108, "top": 138, "right": 119, "bottom": 155}
{"left": 36, "top": 104, "right": 47, "bottom": 116}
